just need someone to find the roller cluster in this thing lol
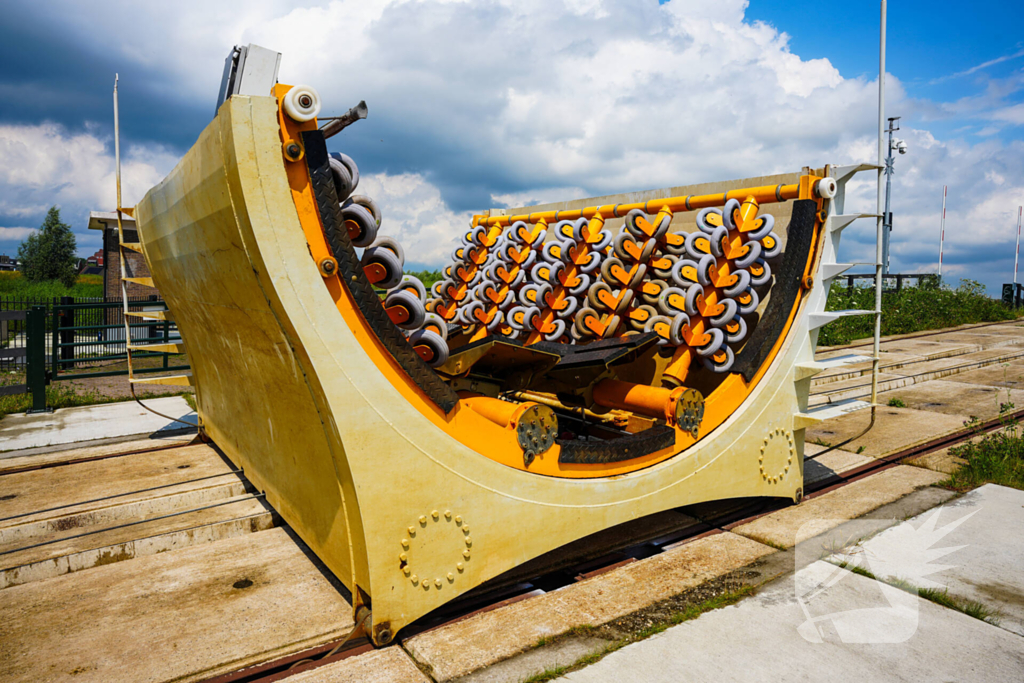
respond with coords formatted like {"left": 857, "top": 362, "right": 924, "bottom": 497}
{"left": 427, "top": 197, "right": 782, "bottom": 377}
{"left": 329, "top": 152, "right": 448, "bottom": 367}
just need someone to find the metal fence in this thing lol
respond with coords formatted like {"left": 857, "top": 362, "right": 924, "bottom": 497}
{"left": 0, "top": 295, "right": 190, "bottom": 404}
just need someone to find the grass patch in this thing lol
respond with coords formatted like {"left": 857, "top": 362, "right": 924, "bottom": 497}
{"left": 520, "top": 582, "right": 756, "bottom": 683}
{"left": 833, "top": 560, "right": 1000, "bottom": 624}
{"left": 887, "top": 397, "right": 906, "bottom": 408}
{"left": 0, "top": 372, "right": 191, "bottom": 420}
{"left": 183, "top": 392, "right": 197, "bottom": 412}
{"left": 818, "top": 279, "right": 1020, "bottom": 346}
{"left": 940, "top": 421, "right": 1024, "bottom": 491}
{"left": 0, "top": 272, "right": 104, "bottom": 300}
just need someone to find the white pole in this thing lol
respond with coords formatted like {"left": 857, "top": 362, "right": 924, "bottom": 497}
{"left": 938, "top": 185, "right": 946, "bottom": 277}
{"left": 871, "top": 0, "right": 885, "bottom": 410}
{"left": 1015, "top": 205, "right": 1022, "bottom": 285}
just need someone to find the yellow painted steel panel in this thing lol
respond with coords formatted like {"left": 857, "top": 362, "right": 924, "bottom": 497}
{"left": 135, "top": 95, "right": 826, "bottom": 644}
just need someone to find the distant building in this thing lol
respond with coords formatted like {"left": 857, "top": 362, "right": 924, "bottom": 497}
{"left": 79, "top": 248, "right": 104, "bottom": 275}
{"left": 87, "top": 211, "right": 159, "bottom": 299}
{"left": 0, "top": 255, "right": 18, "bottom": 271}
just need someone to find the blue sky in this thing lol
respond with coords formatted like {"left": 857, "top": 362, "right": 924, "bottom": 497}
{"left": 0, "top": 0, "right": 1021, "bottom": 292}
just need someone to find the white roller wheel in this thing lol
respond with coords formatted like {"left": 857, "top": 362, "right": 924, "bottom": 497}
{"left": 578, "top": 249, "right": 602, "bottom": 274}
{"left": 555, "top": 297, "right": 579, "bottom": 319}
{"left": 685, "top": 231, "right": 711, "bottom": 260}
{"left": 342, "top": 195, "right": 379, "bottom": 227}
{"left": 469, "top": 225, "right": 488, "bottom": 247}
{"left": 652, "top": 253, "right": 676, "bottom": 280}
{"left": 723, "top": 268, "right": 751, "bottom": 298}
{"left": 749, "top": 259, "right": 772, "bottom": 287}
{"left": 652, "top": 213, "right": 672, "bottom": 240}
{"left": 361, "top": 246, "right": 403, "bottom": 290}
{"left": 761, "top": 232, "right": 782, "bottom": 259}
{"left": 543, "top": 318, "right": 567, "bottom": 342}
{"left": 329, "top": 156, "right": 355, "bottom": 202}
{"left": 684, "top": 283, "right": 703, "bottom": 317}
{"left": 734, "top": 240, "right": 762, "bottom": 269}
{"left": 722, "top": 198, "right": 741, "bottom": 230}
{"left": 342, "top": 203, "right": 378, "bottom": 247}
{"left": 669, "top": 313, "right": 690, "bottom": 347}
{"left": 709, "top": 225, "right": 729, "bottom": 258}
{"left": 522, "top": 306, "right": 543, "bottom": 333}
{"left": 631, "top": 304, "right": 657, "bottom": 332}
{"left": 695, "top": 327, "right": 725, "bottom": 358}
{"left": 624, "top": 209, "right": 647, "bottom": 239}
{"left": 571, "top": 217, "right": 589, "bottom": 241}
{"left": 422, "top": 312, "right": 448, "bottom": 340}
{"left": 643, "top": 314, "right": 673, "bottom": 346}
{"left": 409, "top": 328, "right": 449, "bottom": 367}
{"left": 697, "top": 254, "right": 717, "bottom": 287}
{"left": 748, "top": 212, "right": 775, "bottom": 241}
{"left": 553, "top": 220, "right": 576, "bottom": 241}
{"left": 282, "top": 85, "right": 321, "bottom": 122}
{"left": 394, "top": 275, "right": 426, "bottom": 302}
{"left": 542, "top": 240, "right": 566, "bottom": 264}
{"left": 451, "top": 245, "right": 466, "bottom": 263}
{"left": 641, "top": 278, "right": 665, "bottom": 306}
{"left": 334, "top": 153, "right": 360, "bottom": 192}
{"left": 529, "top": 262, "right": 551, "bottom": 286}
{"left": 486, "top": 310, "right": 505, "bottom": 333}
{"left": 568, "top": 272, "right": 591, "bottom": 297}
{"left": 702, "top": 344, "right": 735, "bottom": 373}
{"left": 695, "top": 207, "right": 724, "bottom": 235}
{"left": 430, "top": 280, "right": 445, "bottom": 298}
{"left": 709, "top": 298, "right": 738, "bottom": 328}
{"left": 573, "top": 307, "right": 601, "bottom": 338}
{"left": 724, "top": 315, "right": 747, "bottom": 344}
{"left": 816, "top": 177, "right": 838, "bottom": 199}
{"left": 590, "top": 230, "right": 613, "bottom": 252}
{"left": 506, "top": 306, "right": 528, "bottom": 331}
{"left": 657, "top": 286, "right": 688, "bottom": 317}
{"left": 369, "top": 235, "right": 405, "bottom": 267}
{"left": 587, "top": 281, "right": 613, "bottom": 312}
{"left": 385, "top": 288, "right": 427, "bottom": 330}
{"left": 670, "top": 258, "right": 700, "bottom": 288}
{"left": 737, "top": 286, "right": 760, "bottom": 315}
{"left": 547, "top": 260, "right": 566, "bottom": 287}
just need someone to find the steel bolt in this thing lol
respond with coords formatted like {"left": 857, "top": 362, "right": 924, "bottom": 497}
{"left": 419, "top": 515, "right": 427, "bottom": 525}
{"left": 445, "top": 510, "right": 452, "bottom": 520}
{"left": 463, "top": 550, "right": 471, "bottom": 559}
{"left": 432, "top": 510, "right": 439, "bottom": 520}
{"left": 447, "top": 572, "right": 454, "bottom": 582}
{"left": 284, "top": 142, "right": 301, "bottom": 160}
{"left": 401, "top": 539, "right": 409, "bottom": 549}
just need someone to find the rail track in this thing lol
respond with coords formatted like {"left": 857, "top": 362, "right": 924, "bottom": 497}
{"left": 200, "top": 401, "right": 1023, "bottom": 683}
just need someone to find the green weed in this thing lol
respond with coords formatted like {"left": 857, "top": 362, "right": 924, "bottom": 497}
{"left": 887, "top": 397, "right": 906, "bottom": 408}
{"left": 940, "top": 421, "right": 1024, "bottom": 491}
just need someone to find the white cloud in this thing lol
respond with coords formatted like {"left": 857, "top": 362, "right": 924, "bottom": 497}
{"left": 0, "top": 122, "right": 179, "bottom": 251}
{"left": 3, "top": 0, "right": 1023, "bottom": 290}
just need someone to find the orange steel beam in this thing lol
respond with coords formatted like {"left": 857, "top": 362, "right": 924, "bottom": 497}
{"left": 592, "top": 379, "right": 685, "bottom": 425}
{"left": 473, "top": 183, "right": 802, "bottom": 228}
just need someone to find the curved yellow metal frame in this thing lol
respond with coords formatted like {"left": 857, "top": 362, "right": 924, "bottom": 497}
{"left": 135, "top": 94, "right": 826, "bottom": 643}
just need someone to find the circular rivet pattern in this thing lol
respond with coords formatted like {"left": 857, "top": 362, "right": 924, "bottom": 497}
{"left": 759, "top": 427, "right": 795, "bottom": 484}
{"left": 402, "top": 510, "right": 472, "bottom": 588}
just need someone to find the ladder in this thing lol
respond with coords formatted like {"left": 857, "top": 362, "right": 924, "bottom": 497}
{"left": 113, "top": 75, "right": 192, "bottom": 391}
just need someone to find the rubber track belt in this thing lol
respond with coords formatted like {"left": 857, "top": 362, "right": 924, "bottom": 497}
{"left": 557, "top": 424, "right": 676, "bottom": 464}
{"left": 732, "top": 199, "right": 817, "bottom": 382}
{"left": 303, "top": 131, "right": 459, "bottom": 414}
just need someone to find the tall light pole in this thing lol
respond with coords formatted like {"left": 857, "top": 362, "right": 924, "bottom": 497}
{"left": 871, "top": 0, "right": 886, "bottom": 411}
{"left": 1015, "top": 205, "right": 1022, "bottom": 285}
{"left": 881, "top": 116, "right": 907, "bottom": 275}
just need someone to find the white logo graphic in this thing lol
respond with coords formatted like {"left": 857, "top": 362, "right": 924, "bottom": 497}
{"left": 795, "top": 508, "right": 976, "bottom": 643}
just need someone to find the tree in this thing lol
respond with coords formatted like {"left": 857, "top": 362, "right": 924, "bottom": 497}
{"left": 19, "top": 206, "right": 78, "bottom": 288}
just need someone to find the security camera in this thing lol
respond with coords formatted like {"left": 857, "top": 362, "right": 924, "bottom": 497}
{"left": 896, "top": 140, "right": 908, "bottom": 155}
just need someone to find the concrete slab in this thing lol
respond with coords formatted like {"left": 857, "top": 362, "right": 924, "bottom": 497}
{"left": 287, "top": 647, "right": 430, "bottom": 683}
{"left": 0, "top": 444, "right": 236, "bottom": 528}
{"left": 0, "top": 527, "right": 353, "bottom": 683}
{"left": 837, "top": 484, "right": 1024, "bottom": 637}
{"left": 952, "top": 358, "right": 1024, "bottom": 389}
{"left": 886, "top": 348, "right": 1024, "bottom": 381}
{"left": 805, "top": 407, "right": 968, "bottom": 457}
{"left": 557, "top": 561, "right": 1024, "bottom": 683}
{"left": 458, "top": 636, "right": 614, "bottom": 683}
{"left": 404, "top": 532, "right": 774, "bottom": 682}
{"left": 0, "top": 432, "right": 196, "bottom": 473}
{"left": 882, "top": 379, "right": 1024, "bottom": 421}
{"left": 807, "top": 372, "right": 907, "bottom": 405}
{"left": 0, "top": 396, "right": 197, "bottom": 453}
{"left": 732, "top": 466, "right": 946, "bottom": 549}
{"left": 803, "top": 446, "right": 875, "bottom": 488}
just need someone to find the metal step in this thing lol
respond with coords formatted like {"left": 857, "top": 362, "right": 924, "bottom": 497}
{"left": 129, "top": 374, "right": 192, "bottom": 387}
{"left": 809, "top": 309, "right": 875, "bottom": 331}
{"left": 793, "top": 399, "right": 871, "bottom": 430}
{"left": 125, "top": 310, "right": 174, "bottom": 322}
{"left": 127, "top": 342, "right": 186, "bottom": 354}
{"left": 123, "top": 277, "right": 156, "bottom": 288}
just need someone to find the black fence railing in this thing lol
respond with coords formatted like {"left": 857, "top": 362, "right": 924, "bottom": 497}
{"left": 0, "top": 296, "right": 190, "bottom": 407}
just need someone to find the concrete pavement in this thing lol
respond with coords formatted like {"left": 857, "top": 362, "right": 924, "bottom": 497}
{"left": 0, "top": 396, "right": 196, "bottom": 454}
{"left": 558, "top": 485, "right": 1024, "bottom": 682}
